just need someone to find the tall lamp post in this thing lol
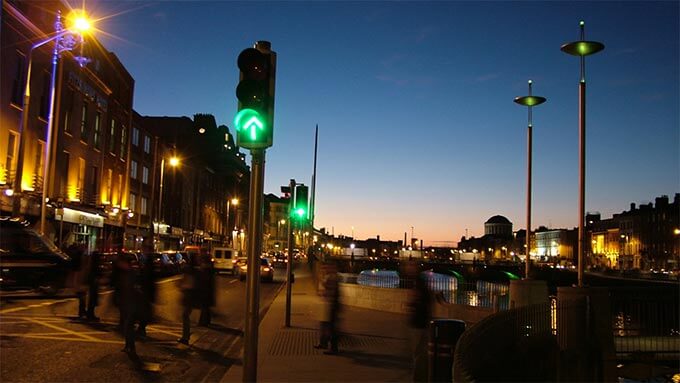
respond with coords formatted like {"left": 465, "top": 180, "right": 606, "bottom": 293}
{"left": 11, "top": 11, "right": 91, "bottom": 233}
{"left": 226, "top": 197, "right": 239, "bottom": 244}
{"left": 514, "top": 80, "right": 547, "bottom": 278}
{"left": 156, "top": 156, "right": 179, "bottom": 250}
{"left": 561, "top": 21, "right": 604, "bottom": 287}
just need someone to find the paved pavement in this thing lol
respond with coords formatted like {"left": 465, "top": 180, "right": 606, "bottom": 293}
{"left": 220, "top": 263, "right": 413, "bottom": 382}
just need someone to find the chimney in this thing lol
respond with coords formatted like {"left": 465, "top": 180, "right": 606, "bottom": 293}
{"left": 630, "top": 203, "right": 636, "bottom": 211}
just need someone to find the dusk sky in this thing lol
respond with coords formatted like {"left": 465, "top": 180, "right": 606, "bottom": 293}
{"left": 89, "top": 1, "right": 678, "bottom": 245}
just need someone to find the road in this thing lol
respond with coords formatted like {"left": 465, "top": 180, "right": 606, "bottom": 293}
{"left": 0, "top": 265, "right": 289, "bottom": 382}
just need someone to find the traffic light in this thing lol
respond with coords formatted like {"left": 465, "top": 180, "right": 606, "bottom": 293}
{"left": 234, "top": 41, "right": 276, "bottom": 149}
{"left": 293, "top": 184, "right": 308, "bottom": 221}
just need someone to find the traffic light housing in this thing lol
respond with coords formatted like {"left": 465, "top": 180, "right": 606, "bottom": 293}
{"left": 293, "top": 184, "right": 308, "bottom": 221}
{"left": 235, "top": 41, "right": 276, "bottom": 149}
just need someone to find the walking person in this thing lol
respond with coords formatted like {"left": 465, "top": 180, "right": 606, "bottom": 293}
{"left": 197, "top": 252, "right": 215, "bottom": 326}
{"left": 65, "top": 242, "right": 88, "bottom": 319}
{"left": 112, "top": 253, "right": 142, "bottom": 354}
{"left": 137, "top": 254, "right": 157, "bottom": 338}
{"left": 85, "top": 251, "right": 101, "bottom": 321}
{"left": 314, "top": 262, "right": 341, "bottom": 354}
{"left": 178, "top": 252, "right": 200, "bottom": 345}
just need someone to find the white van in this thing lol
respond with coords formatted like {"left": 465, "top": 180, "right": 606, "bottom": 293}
{"left": 212, "top": 247, "right": 239, "bottom": 274}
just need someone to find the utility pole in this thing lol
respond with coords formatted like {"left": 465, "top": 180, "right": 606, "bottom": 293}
{"left": 285, "top": 179, "right": 295, "bottom": 327}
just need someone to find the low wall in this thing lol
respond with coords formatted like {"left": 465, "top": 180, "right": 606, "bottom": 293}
{"left": 339, "top": 283, "right": 412, "bottom": 313}
{"left": 339, "top": 283, "right": 496, "bottom": 325}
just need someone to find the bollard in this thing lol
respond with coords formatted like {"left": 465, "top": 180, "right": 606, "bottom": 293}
{"left": 427, "top": 319, "right": 466, "bottom": 382}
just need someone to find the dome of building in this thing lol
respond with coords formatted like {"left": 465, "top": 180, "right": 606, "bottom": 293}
{"left": 485, "top": 215, "right": 511, "bottom": 225}
{"left": 484, "top": 215, "right": 513, "bottom": 237}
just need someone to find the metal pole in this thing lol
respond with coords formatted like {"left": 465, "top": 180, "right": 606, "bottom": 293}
{"left": 285, "top": 178, "right": 295, "bottom": 327}
{"left": 243, "top": 149, "right": 266, "bottom": 383}
{"left": 156, "top": 158, "right": 165, "bottom": 251}
{"left": 39, "top": 18, "right": 64, "bottom": 236}
{"left": 226, "top": 200, "right": 231, "bottom": 245}
{"left": 526, "top": 123, "right": 532, "bottom": 278}
{"left": 577, "top": 78, "right": 586, "bottom": 287}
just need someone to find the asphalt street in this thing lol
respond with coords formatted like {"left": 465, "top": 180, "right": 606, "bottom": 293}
{"left": 0, "top": 266, "right": 287, "bottom": 382}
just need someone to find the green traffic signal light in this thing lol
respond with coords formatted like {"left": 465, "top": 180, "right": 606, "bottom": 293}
{"left": 295, "top": 208, "right": 305, "bottom": 218}
{"left": 234, "top": 108, "right": 266, "bottom": 141}
{"left": 235, "top": 43, "right": 276, "bottom": 149}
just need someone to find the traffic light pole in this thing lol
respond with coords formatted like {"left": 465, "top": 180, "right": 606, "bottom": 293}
{"left": 243, "top": 149, "right": 266, "bottom": 383}
{"left": 285, "top": 179, "right": 296, "bottom": 327}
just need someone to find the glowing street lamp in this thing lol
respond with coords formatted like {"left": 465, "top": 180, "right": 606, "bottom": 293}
{"left": 514, "top": 80, "right": 546, "bottom": 278}
{"left": 11, "top": 10, "right": 92, "bottom": 234}
{"left": 226, "top": 197, "right": 239, "bottom": 243}
{"left": 156, "top": 156, "right": 180, "bottom": 250}
{"left": 561, "top": 21, "right": 605, "bottom": 287}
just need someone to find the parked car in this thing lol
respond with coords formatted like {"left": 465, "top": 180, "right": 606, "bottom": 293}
{"left": 238, "top": 258, "right": 274, "bottom": 282}
{"left": 212, "top": 247, "right": 240, "bottom": 275}
{"left": 161, "top": 250, "right": 186, "bottom": 273}
{"left": 139, "top": 253, "right": 176, "bottom": 276}
{"left": 0, "top": 217, "right": 71, "bottom": 294}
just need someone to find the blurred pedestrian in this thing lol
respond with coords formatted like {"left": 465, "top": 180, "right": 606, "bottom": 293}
{"left": 137, "top": 254, "right": 157, "bottom": 338}
{"left": 178, "top": 252, "right": 200, "bottom": 345}
{"left": 314, "top": 262, "right": 340, "bottom": 354}
{"left": 85, "top": 251, "right": 101, "bottom": 321}
{"left": 112, "top": 253, "right": 143, "bottom": 354}
{"left": 198, "top": 253, "right": 215, "bottom": 326}
{"left": 65, "top": 242, "right": 88, "bottom": 319}
{"left": 406, "top": 262, "right": 432, "bottom": 382}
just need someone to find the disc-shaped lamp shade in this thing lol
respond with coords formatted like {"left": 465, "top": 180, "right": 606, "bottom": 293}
{"left": 514, "top": 96, "right": 547, "bottom": 107}
{"left": 560, "top": 41, "right": 605, "bottom": 56}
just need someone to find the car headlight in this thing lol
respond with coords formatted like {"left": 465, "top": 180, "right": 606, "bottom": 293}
{"left": 263, "top": 267, "right": 270, "bottom": 272}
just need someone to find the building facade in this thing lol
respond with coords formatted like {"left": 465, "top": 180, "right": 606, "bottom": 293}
{"left": 1, "top": 0, "right": 133, "bottom": 252}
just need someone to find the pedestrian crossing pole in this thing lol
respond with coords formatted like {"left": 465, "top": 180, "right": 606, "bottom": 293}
{"left": 285, "top": 179, "right": 296, "bottom": 327}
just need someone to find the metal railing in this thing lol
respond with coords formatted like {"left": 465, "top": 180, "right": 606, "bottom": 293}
{"left": 609, "top": 287, "right": 680, "bottom": 360}
{"left": 338, "top": 272, "right": 511, "bottom": 309}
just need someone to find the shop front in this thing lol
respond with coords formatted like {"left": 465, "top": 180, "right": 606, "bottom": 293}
{"left": 55, "top": 207, "right": 104, "bottom": 253}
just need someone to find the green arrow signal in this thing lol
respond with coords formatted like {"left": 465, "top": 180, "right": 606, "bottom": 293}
{"left": 234, "top": 108, "right": 267, "bottom": 142}
{"left": 244, "top": 116, "right": 263, "bottom": 140}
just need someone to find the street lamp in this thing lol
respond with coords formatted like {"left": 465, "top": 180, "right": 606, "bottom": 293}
{"left": 11, "top": 10, "right": 91, "bottom": 234}
{"left": 514, "top": 80, "right": 547, "bottom": 278}
{"left": 156, "top": 156, "right": 179, "bottom": 250}
{"left": 561, "top": 20, "right": 605, "bottom": 287}
{"left": 226, "top": 197, "right": 239, "bottom": 244}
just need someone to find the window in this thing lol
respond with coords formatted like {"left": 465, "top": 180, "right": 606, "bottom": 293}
{"left": 132, "top": 127, "right": 139, "bottom": 146}
{"left": 130, "top": 160, "right": 138, "bottom": 179}
{"left": 93, "top": 112, "right": 101, "bottom": 149}
{"left": 34, "top": 141, "right": 44, "bottom": 187}
{"left": 141, "top": 196, "right": 148, "bottom": 216}
{"left": 142, "top": 166, "right": 149, "bottom": 184}
{"left": 77, "top": 158, "right": 86, "bottom": 200}
{"left": 39, "top": 72, "right": 49, "bottom": 119}
{"left": 106, "top": 169, "right": 113, "bottom": 203}
{"left": 80, "top": 104, "right": 88, "bottom": 142}
{"left": 120, "top": 126, "right": 127, "bottom": 158}
{"left": 143, "top": 136, "right": 151, "bottom": 153}
{"left": 11, "top": 51, "right": 26, "bottom": 106}
{"left": 63, "top": 91, "right": 73, "bottom": 135}
{"left": 129, "top": 193, "right": 137, "bottom": 212}
{"left": 90, "top": 166, "right": 98, "bottom": 201}
{"left": 109, "top": 119, "right": 116, "bottom": 154}
{"left": 60, "top": 151, "right": 70, "bottom": 196}
{"left": 4, "top": 132, "right": 18, "bottom": 183}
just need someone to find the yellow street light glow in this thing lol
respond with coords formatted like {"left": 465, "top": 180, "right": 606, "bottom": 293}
{"left": 68, "top": 11, "right": 91, "bottom": 33}
{"left": 231, "top": 198, "right": 239, "bottom": 205}
{"left": 169, "top": 157, "right": 180, "bottom": 167}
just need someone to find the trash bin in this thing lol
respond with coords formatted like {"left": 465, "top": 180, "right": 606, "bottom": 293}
{"left": 427, "top": 319, "right": 466, "bottom": 382}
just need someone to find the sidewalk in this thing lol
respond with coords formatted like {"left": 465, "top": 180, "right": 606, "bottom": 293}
{"left": 221, "top": 263, "right": 413, "bottom": 382}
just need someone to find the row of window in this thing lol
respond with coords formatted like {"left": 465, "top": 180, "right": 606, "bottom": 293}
{"left": 130, "top": 160, "right": 150, "bottom": 184}
{"left": 128, "top": 193, "right": 148, "bottom": 216}
{"left": 131, "top": 127, "right": 151, "bottom": 153}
